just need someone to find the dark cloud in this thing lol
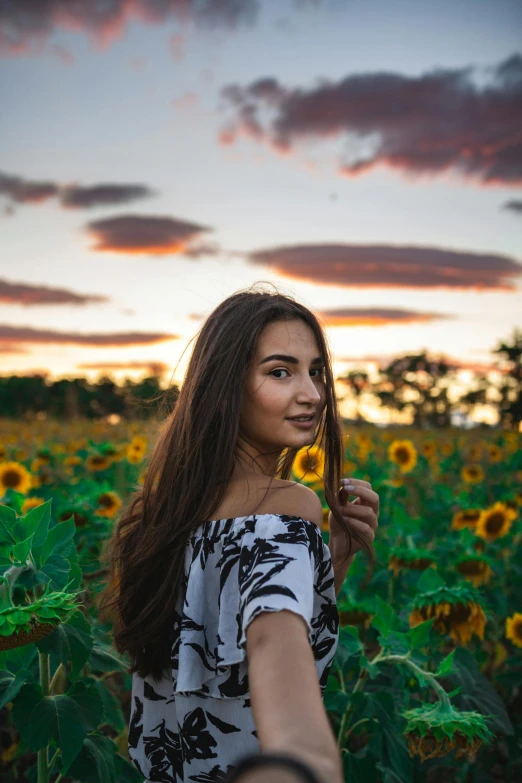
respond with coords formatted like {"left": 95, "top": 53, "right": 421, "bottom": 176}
{"left": 85, "top": 213, "right": 213, "bottom": 255}
{"left": 315, "top": 307, "right": 454, "bottom": 327}
{"left": 247, "top": 243, "right": 522, "bottom": 291}
{"left": 0, "top": 0, "right": 261, "bottom": 55}
{"left": 0, "top": 170, "right": 156, "bottom": 209}
{"left": 219, "top": 54, "right": 522, "bottom": 186}
{"left": 0, "top": 325, "right": 179, "bottom": 347}
{"left": 502, "top": 199, "right": 522, "bottom": 214}
{"left": 0, "top": 171, "right": 58, "bottom": 204}
{"left": 61, "top": 182, "right": 156, "bottom": 208}
{"left": 0, "top": 279, "right": 109, "bottom": 307}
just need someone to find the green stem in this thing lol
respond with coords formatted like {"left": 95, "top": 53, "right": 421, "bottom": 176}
{"left": 378, "top": 653, "right": 452, "bottom": 707}
{"left": 47, "top": 748, "right": 60, "bottom": 773}
{"left": 344, "top": 717, "right": 371, "bottom": 742}
{"left": 337, "top": 666, "right": 370, "bottom": 749}
{"left": 49, "top": 663, "right": 64, "bottom": 694}
{"left": 38, "top": 651, "right": 50, "bottom": 783}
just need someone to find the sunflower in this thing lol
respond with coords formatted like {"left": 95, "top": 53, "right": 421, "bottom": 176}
{"left": 451, "top": 508, "right": 482, "bottom": 531}
{"left": 466, "top": 443, "right": 483, "bottom": 461}
{"left": 59, "top": 509, "right": 88, "bottom": 527}
{"left": 292, "top": 445, "right": 325, "bottom": 484}
{"left": 409, "top": 585, "right": 486, "bottom": 646}
{"left": 402, "top": 702, "right": 493, "bottom": 762}
{"left": 388, "top": 440, "right": 417, "bottom": 473}
{"left": 475, "top": 501, "right": 517, "bottom": 542}
{"left": 0, "top": 443, "right": 7, "bottom": 461}
{"left": 95, "top": 491, "right": 122, "bottom": 519}
{"left": 0, "top": 461, "right": 32, "bottom": 496}
{"left": 14, "top": 448, "right": 27, "bottom": 461}
{"left": 505, "top": 612, "right": 522, "bottom": 648}
{"left": 126, "top": 444, "right": 145, "bottom": 465}
{"left": 322, "top": 506, "right": 329, "bottom": 532}
{"left": 337, "top": 598, "right": 374, "bottom": 628}
{"left": 130, "top": 435, "right": 148, "bottom": 450}
{"left": 63, "top": 456, "right": 82, "bottom": 467}
{"left": 420, "top": 441, "right": 437, "bottom": 459}
{"left": 486, "top": 444, "right": 503, "bottom": 463}
{"left": 343, "top": 458, "right": 358, "bottom": 475}
{"left": 21, "top": 496, "right": 46, "bottom": 514}
{"left": 388, "top": 546, "right": 436, "bottom": 577}
{"left": 460, "top": 464, "right": 484, "bottom": 485}
{"left": 440, "top": 442, "right": 454, "bottom": 457}
{"left": 355, "top": 432, "right": 372, "bottom": 448}
{"left": 381, "top": 477, "right": 404, "bottom": 488}
{"left": 86, "top": 454, "right": 112, "bottom": 472}
{"left": 455, "top": 555, "right": 493, "bottom": 587}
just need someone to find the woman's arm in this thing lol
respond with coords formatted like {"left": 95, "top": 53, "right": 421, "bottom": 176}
{"left": 246, "top": 609, "right": 343, "bottom": 783}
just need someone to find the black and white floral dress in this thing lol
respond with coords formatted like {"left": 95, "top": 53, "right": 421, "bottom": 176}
{"left": 128, "top": 512, "right": 339, "bottom": 782}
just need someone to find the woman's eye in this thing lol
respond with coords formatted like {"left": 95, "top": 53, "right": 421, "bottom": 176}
{"left": 269, "top": 368, "right": 324, "bottom": 379}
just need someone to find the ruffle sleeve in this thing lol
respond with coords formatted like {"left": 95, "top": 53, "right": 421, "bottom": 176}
{"left": 237, "top": 516, "right": 316, "bottom": 651}
{"left": 172, "top": 514, "right": 330, "bottom": 700}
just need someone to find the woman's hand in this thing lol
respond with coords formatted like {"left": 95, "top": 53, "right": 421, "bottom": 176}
{"left": 328, "top": 478, "right": 379, "bottom": 561}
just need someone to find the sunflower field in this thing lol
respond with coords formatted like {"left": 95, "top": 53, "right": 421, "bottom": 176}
{"left": 0, "top": 417, "right": 521, "bottom": 783}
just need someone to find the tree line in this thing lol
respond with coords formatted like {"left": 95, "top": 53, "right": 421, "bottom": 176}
{"left": 1, "top": 328, "right": 520, "bottom": 429}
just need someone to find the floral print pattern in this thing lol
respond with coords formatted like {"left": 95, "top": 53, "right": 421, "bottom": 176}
{"left": 128, "top": 513, "right": 339, "bottom": 781}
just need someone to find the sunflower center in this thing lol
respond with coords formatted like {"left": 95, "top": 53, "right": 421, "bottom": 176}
{"left": 457, "top": 560, "right": 484, "bottom": 576}
{"left": 2, "top": 469, "right": 21, "bottom": 487}
{"left": 485, "top": 513, "right": 505, "bottom": 534}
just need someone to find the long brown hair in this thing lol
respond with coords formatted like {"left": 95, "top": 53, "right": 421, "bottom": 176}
{"left": 98, "top": 282, "right": 374, "bottom": 682}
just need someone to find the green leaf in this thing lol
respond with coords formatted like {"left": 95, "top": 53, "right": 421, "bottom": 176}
{"left": 32, "top": 516, "right": 76, "bottom": 570}
{"left": 0, "top": 504, "right": 16, "bottom": 545}
{"left": 12, "top": 536, "right": 33, "bottom": 563}
{"left": 21, "top": 500, "right": 51, "bottom": 548}
{"left": 41, "top": 553, "right": 72, "bottom": 590}
{"left": 435, "top": 649, "right": 456, "bottom": 678}
{"left": 65, "top": 732, "right": 117, "bottom": 783}
{"left": 333, "top": 626, "right": 364, "bottom": 676}
{"left": 114, "top": 752, "right": 146, "bottom": 783}
{"left": 0, "top": 642, "right": 37, "bottom": 674}
{"left": 450, "top": 648, "right": 514, "bottom": 736}
{"left": 0, "top": 667, "right": 35, "bottom": 710}
{"left": 326, "top": 689, "right": 351, "bottom": 714}
{"left": 93, "top": 679, "right": 125, "bottom": 732}
{"left": 416, "top": 568, "right": 445, "bottom": 593}
{"left": 408, "top": 618, "right": 434, "bottom": 649}
{"left": 36, "top": 610, "right": 93, "bottom": 682}
{"left": 88, "top": 643, "right": 129, "bottom": 674}
{"left": 371, "top": 596, "right": 399, "bottom": 641}
{"left": 12, "top": 679, "right": 104, "bottom": 775}
{"left": 385, "top": 630, "right": 410, "bottom": 656}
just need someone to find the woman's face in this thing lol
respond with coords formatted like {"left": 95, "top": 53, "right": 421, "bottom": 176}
{"left": 238, "top": 319, "right": 327, "bottom": 465}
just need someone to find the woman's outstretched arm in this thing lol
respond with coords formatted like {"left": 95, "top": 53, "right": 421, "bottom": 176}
{"left": 246, "top": 609, "right": 343, "bottom": 783}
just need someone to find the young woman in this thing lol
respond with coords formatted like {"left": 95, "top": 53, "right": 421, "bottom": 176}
{"left": 100, "top": 284, "right": 379, "bottom": 783}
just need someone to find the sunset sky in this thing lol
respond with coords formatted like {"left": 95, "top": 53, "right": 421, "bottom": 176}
{"left": 1, "top": 0, "right": 521, "bottom": 423}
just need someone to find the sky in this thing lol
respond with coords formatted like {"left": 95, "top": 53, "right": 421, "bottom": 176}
{"left": 1, "top": 0, "right": 521, "bottom": 424}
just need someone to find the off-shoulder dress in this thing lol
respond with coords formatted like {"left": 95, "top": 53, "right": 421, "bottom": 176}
{"left": 128, "top": 512, "right": 339, "bottom": 783}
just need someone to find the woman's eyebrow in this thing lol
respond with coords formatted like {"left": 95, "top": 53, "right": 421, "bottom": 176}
{"left": 258, "top": 354, "right": 323, "bottom": 365}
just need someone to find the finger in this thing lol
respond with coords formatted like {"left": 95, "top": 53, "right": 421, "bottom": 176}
{"left": 343, "top": 516, "right": 375, "bottom": 543}
{"left": 340, "top": 505, "right": 378, "bottom": 531}
{"left": 342, "top": 477, "right": 372, "bottom": 489}
{"left": 340, "top": 484, "right": 379, "bottom": 513}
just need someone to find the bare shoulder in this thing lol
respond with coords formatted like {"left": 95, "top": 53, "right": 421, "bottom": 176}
{"left": 282, "top": 481, "right": 324, "bottom": 529}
